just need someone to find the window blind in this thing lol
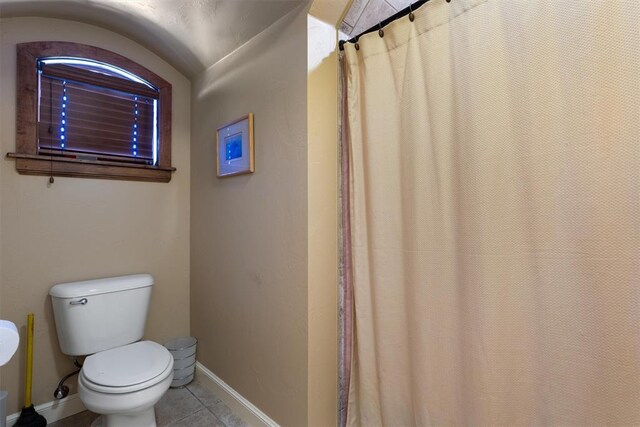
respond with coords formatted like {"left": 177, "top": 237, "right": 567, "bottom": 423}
{"left": 38, "top": 63, "right": 158, "bottom": 164}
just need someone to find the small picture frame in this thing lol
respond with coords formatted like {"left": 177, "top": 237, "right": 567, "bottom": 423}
{"left": 216, "top": 113, "right": 254, "bottom": 177}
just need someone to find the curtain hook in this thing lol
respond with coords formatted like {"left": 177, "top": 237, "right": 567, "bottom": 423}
{"left": 408, "top": 3, "right": 415, "bottom": 22}
{"left": 354, "top": 36, "right": 360, "bottom": 51}
{"left": 378, "top": 22, "right": 384, "bottom": 37}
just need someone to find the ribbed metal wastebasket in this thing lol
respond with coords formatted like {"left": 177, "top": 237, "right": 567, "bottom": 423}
{"left": 164, "top": 337, "right": 197, "bottom": 387}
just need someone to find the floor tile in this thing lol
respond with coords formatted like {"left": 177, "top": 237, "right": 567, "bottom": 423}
{"left": 186, "top": 379, "right": 223, "bottom": 407}
{"left": 155, "top": 386, "right": 204, "bottom": 426}
{"left": 220, "top": 411, "right": 249, "bottom": 427}
{"left": 47, "top": 410, "right": 99, "bottom": 427}
{"left": 186, "top": 379, "right": 247, "bottom": 427}
{"left": 42, "top": 378, "right": 249, "bottom": 427}
{"left": 166, "top": 408, "right": 225, "bottom": 427}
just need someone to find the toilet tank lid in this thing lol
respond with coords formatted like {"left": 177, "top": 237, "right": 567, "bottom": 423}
{"left": 49, "top": 274, "right": 154, "bottom": 298}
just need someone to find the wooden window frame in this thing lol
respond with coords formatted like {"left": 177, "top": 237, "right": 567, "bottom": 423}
{"left": 7, "top": 41, "right": 175, "bottom": 183}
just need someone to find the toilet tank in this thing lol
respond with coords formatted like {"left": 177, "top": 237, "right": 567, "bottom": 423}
{"left": 49, "top": 274, "right": 154, "bottom": 356}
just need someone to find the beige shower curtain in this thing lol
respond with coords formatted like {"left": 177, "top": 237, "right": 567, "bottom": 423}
{"left": 342, "top": 0, "right": 639, "bottom": 425}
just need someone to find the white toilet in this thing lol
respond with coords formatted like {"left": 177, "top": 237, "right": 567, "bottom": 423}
{"left": 50, "top": 274, "right": 173, "bottom": 427}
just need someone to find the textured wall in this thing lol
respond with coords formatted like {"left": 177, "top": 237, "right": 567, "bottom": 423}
{"left": 190, "top": 6, "right": 309, "bottom": 426}
{"left": 0, "top": 17, "right": 191, "bottom": 415}
{"left": 307, "top": 14, "right": 339, "bottom": 427}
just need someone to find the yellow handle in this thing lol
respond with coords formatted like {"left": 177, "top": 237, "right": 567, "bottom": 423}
{"left": 25, "top": 313, "right": 34, "bottom": 407}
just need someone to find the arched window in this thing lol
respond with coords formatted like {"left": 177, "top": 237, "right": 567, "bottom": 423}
{"left": 9, "top": 42, "right": 174, "bottom": 182}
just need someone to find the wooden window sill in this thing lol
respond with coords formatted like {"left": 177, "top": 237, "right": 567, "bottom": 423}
{"left": 6, "top": 153, "right": 176, "bottom": 183}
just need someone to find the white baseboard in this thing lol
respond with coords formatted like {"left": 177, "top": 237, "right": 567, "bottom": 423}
{"left": 195, "top": 362, "right": 279, "bottom": 427}
{"left": 6, "top": 393, "right": 86, "bottom": 425}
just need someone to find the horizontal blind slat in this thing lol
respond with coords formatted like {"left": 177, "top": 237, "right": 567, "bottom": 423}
{"left": 42, "top": 64, "right": 159, "bottom": 98}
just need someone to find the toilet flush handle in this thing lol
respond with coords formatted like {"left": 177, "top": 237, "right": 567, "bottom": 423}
{"left": 69, "top": 298, "right": 88, "bottom": 306}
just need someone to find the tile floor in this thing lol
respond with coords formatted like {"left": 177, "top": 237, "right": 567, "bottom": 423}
{"left": 48, "top": 379, "right": 248, "bottom": 427}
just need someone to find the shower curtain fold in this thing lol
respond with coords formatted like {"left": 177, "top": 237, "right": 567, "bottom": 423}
{"left": 341, "top": 0, "right": 640, "bottom": 425}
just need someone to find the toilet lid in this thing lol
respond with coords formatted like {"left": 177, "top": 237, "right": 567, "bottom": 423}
{"left": 83, "top": 341, "right": 172, "bottom": 388}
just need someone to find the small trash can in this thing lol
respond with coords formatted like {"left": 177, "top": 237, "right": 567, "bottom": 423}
{"left": 165, "top": 337, "right": 197, "bottom": 387}
{"left": 0, "top": 390, "right": 8, "bottom": 427}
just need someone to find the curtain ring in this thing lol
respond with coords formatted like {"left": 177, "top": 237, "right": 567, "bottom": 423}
{"left": 378, "top": 22, "right": 384, "bottom": 37}
{"left": 446, "top": 0, "right": 451, "bottom": 3}
{"left": 408, "top": 3, "right": 415, "bottom": 22}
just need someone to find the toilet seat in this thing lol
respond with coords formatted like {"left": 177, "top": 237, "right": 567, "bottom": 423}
{"left": 81, "top": 341, "right": 173, "bottom": 394}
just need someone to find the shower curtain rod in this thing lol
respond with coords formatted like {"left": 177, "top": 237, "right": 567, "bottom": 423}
{"left": 339, "top": 0, "right": 448, "bottom": 51}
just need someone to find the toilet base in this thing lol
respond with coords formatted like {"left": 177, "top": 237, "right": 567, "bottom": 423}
{"left": 79, "top": 358, "right": 173, "bottom": 427}
{"left": 90, "top": 408, "right": 156, "bottom": 427}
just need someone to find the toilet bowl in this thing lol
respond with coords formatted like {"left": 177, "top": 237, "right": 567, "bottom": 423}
{"left": 78, "top": 341, "right": 173, "bottom": 427}
{"left": 49, "top": 274, "right": 173, "bottom": 427}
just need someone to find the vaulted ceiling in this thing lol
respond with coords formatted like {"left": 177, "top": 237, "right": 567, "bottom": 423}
{"left": 341, "top": 0, "right": 410, "bottom": 38}
{"left": 0, "top": 0, "right": 307, "bottom": 77}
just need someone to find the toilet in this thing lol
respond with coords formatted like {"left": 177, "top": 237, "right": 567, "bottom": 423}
{"left": 49, "top": 274, "right": 173, "bottom": 427}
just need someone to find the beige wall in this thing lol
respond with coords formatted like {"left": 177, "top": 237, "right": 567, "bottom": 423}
{"left": 0, "top": 17, "right": 191, "bottom": 414}
{"left": 190, "top": 5, "right": 309, "bottom": 426}
{"left": 0, "top": 3, "right": 344, "bottom": 424}
{"left": 307, "top": 13, "right": 340, "bottom": 427}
